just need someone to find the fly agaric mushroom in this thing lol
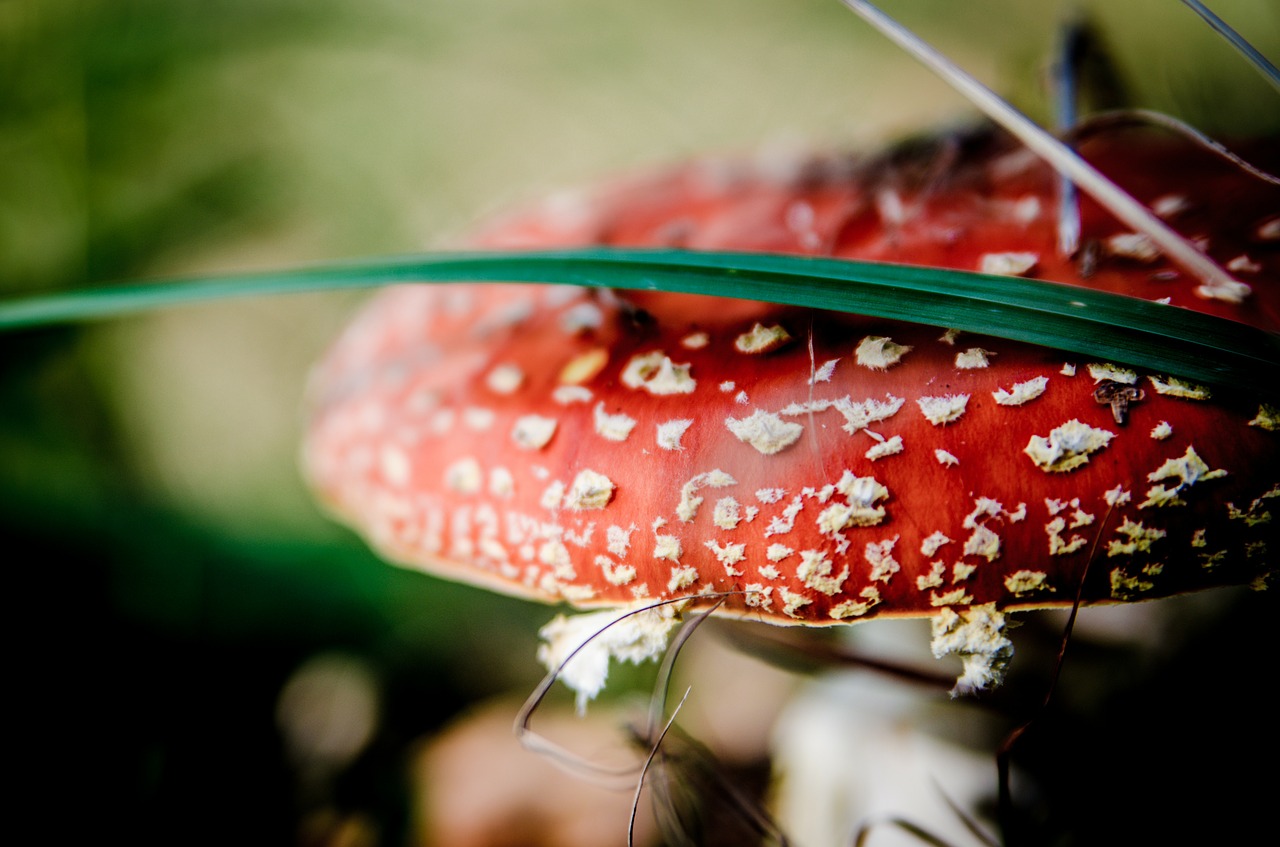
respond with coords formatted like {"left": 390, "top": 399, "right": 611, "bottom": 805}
{"left": 303, "top": 124, "right": 1278, "bottom": 699}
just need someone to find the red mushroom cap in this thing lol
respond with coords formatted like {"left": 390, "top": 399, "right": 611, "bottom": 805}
{"left": 304, "top": 127, "right": 1278, "bottom": 640}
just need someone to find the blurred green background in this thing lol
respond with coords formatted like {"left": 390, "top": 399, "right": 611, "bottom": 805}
{"left": 3, "top": 1, "right": 1278, "bottom": 844}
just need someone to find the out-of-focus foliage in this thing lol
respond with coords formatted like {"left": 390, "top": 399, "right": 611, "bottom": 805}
{"left": 3, "top": 1, "right": 1277, "bottom": 844}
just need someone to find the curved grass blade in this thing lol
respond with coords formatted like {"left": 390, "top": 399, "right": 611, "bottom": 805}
{"left": 0, "top": 248, "right": 1276, "bottom": 396}
{"left": 836, "top": 0, "right": 1248, "bottom": 304}
{"left": 1180, "top": 0, "right": 1280, "bottom": 94}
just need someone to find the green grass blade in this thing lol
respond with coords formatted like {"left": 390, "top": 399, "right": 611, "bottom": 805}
{"left": 1, "top": 248, "right": 1276, "bottom": 396}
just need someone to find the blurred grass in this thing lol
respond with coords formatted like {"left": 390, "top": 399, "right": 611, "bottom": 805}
{"left": 2, "top": 0, "right": 1277, "bottom": 844}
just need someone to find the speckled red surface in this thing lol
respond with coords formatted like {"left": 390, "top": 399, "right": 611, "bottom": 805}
{"left": 304, "top": 125, "right": 1279, "bottom": 625}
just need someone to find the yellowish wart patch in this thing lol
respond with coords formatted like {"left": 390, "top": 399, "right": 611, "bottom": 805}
{"left": 559, "top": 302, "right": 604, "bottom": 333}
{"left": 1107, "top": 518, "right": 1167, "bottom": 557}
{"left": 511, "top": 415, "right": 558, "bottom": 450}
{"left": 1153, "top": 195, "right": 1188, "bottom": 218}
{"left": 811, "top": 359, "right": 839, "bottom": 384}
{"left": 1104, "top": 486, "right": 1131, "bottom": 507}
{"left": 817, "top": 474, "right": 890, "bottom": 531}
{"left": 930, "top": 604, "right": 1012, "bottom": 695}
{"left": 930, "top": 588, "right": 974, "bottom": 607}
{"left": 935, "top": 449, "right": 959, "bottom": 467}
{"left": 1005, "top": 571, "right": 1052, "bottom": 596}
{"left": 1200, "top": 550, "right": 1228, "bottom": 570}
{"left": 486, "top": 363, "right": 525, "bottom": 394}
{"left": 537, "top": 538, "right": 573, "bottom": 578}
{"left": 955, "top": 348, "right": 995, "bottom": 369}
{"left": 596, "top": 555, "right": 636, "bottom": 586}
{"left": 540, "top": 481, "right": 566, "bottom": 510}
{"left": 1150, "top": 421, "right": 1173, "bottom": 440}
{"left": 1249, "top": 404, "right": 1280, "bottom": 431}
{"left": 607, "top": 524, "right": 635, "bottom": 558}
{"left": 1194, "top": 277, "right": 1252, "bottom": 305}
{"left": 1087, "top": 363, "right": 1137, "bottom": 384}
{"left": 921, "top": 532, "right": 952, "bottom": 557}
{"left": 1105, "top": 233, "right": 1160, "bottom": 262}
{"left": 559, "top": 348, "right": 608, "bottom": 385}
{"left": 830, "top": 587, "right": 883, "bottom": 620}
{"left": 1046, "top": 517, "right": 1088, "bottom": 555}
{"left": 535, "top": 605, "right": 680, "bottom": 712}
{"left": 1147, "top": 376, "right": 1210, "bottom": 400}
{"left": 917, "top": 394, "right": 970, "bottom": 426}
{"left": 667, "top": 566, "right": 699, "bottom": 592}
{"left": 1227, "top": 497, "right": 1273, "bottom": 527}
{"left": 1228, "top": 254, "right": 1262, "bottom": 273}
{"left": 429, "top": 408, "right": 456, "bottom": 435}
{"left": 552, "top": 385, "right": 594, "bottom": 405}
{"left": 865, "top": 435, "right": 904, "bottom": 461}
{"left": 743, "top": 584, "right": 773, "bottom": 611}
{"left": 705, "top": 540, "right": 747, "bottom": 575}
{"left": 378, "top": 444, "right": 411, "bottom": 488}
{"left": 1109, "top": 568, "right": 1155, "bottom": 599}
{"left": 735, "top": 323, "right": 792, "bottom": 354}
{"left": 681, "top": 332, "right": 710, "bottom": 350}
{"left": 676, "top": 470, "right": 737, "bottom": 522}
{"left": 593, "top": 403, "right": 637, "bottom": 442}
{"left": 796, "top": 550, "right": 849, "bottom": 595}
{"left": 765, "top": 544, "right": 793, "bottom": 562}
{"left": 726, "top": 410, "right": 803, "bottom": 455}
{"left": 462, "top": 407, "right": 496, "bottom": 430}
{"left": 778, "top": 588, "right": 813, "bottom": 619}
{"left": 1139, "top": 446, "right": 1227, "bottom": 508}
{"left": 865, "top": 537, "right": 900, "bottom": 582}
{"left": 831, "top": 394, "right": 905, "bottom": 434}
{"left": 713, "top": 497, "right": 742, "bottom": 530}
{"left": 855, "top": 336, "right": 912, "bottom": 370}
{"left": 993, "top": 376, "right": 1049, "bottom": 406}
{"left": 564, "top": 470, "right": 615, "bottom": 510}
{"left": 444, "top": 458, "right": 483, "bottom": 494}
{"left": 979, "top": 252, "right": 1038, "bottom": 276}
{"left": 1025, "top": 419, "right": 1115, "bottom": 473}
{"left": 963, "top": 525, "right": 1001, "bottom": 562}
{"left": 653, "top": 533, "right": 682, "bottom": 564}
{"left": 1011, "top": 195, "right": 1041, "bottom": 223}
{"left": 916, "top": 561, "right": 946, "bottom": 590}
{"left": 489, "top": 467, "right": 515, "bottom": 498}
{"left": 621, "top": 351, "right": 696, "bottom": 395}
{"left": 656, "top": 419, "right": 694, "bottom": 451}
